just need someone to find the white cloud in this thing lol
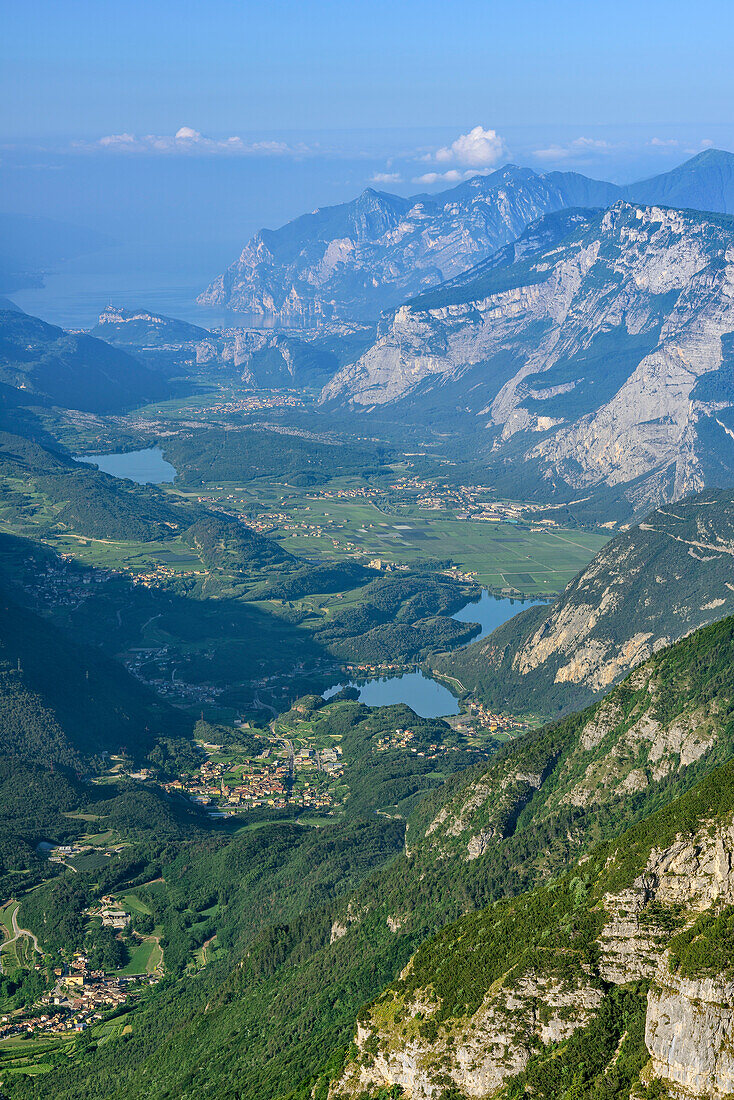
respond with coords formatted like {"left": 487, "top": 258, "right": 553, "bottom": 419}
{"left": 701, "top": 138, "right": 715, "bottom": 148}
{"left": 532, "top": 136, "right": 617, "bottom": 161}
{"left": 98, "top": 132, "right": 137, "bottom": 148}
{"left": 649, "top": 137, "right": 679, "bottom": 147}
{"left": 79, "top": 128, "right": 301, "bottom": 156}
{"left": 413, "top": 169, "right": 465, "bottom": 185}
{"left": 369, "top": 171, "right": 403, "bottom": 184}
{"left": 432, "top": 125, "right": 506, "bottom": 169}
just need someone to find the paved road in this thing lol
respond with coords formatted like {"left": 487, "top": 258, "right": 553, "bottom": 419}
{"left": 255, "top": 694, "right": 279, "bottom": 717}
{"left": 284, "top": 739, "right": 295, "bottom": 782}
{"left": 0, "top": 904, "right": 41, "bottom": 973}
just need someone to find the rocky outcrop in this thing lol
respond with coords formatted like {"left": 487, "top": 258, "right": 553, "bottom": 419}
{"left": 646, "top": 972, "right": 734, "bottom": 1099}
{"left": 331, "top": 815, "right": 734, "bottom": 1099}
{"left": 333, "top": 969, "right": 605, "bottom": 1100}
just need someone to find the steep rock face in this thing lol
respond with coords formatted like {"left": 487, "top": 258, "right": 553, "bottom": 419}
{"left": 432, "top": 488, "right": 734, "bottom": 715}
{"left": 646, "top": 972, "right": 734, "bottom": 1099}
{"left": 415, "top": 615, "right": 734, "bottom": 864}
{"left": 200, "top": 151, "right": 734, "bottom": 329}
{"left": 199, "top": 167, "right": 619, "bottom": 325}
{"left": 325, "top": 203, "right": 734, "bottom": 517}
{"left": 331, "top": 796, "right": 734, "bottom": 1100}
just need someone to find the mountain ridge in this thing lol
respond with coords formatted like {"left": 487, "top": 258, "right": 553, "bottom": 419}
{"left": 198, "top": 162, "right": 622, "bottom": 325}
{"left": 200, "top": 150, "right": 734, "bottom": 327}
{"left": 324, "top": 200, "right": 734, "bottom": 518}
{"left": 431, "top": 486, "right": 734, "bottom": 716}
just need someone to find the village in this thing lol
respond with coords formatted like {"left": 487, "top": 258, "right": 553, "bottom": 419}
{"left": 165, "top": 731, "right": 344, "bottom": 815}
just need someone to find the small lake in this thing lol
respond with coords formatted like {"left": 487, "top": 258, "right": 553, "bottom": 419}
{"left": 322, "top": 591, "right": 546, "bottom": 717}
{"left": 75, "top": 446, "right": 176, "bottom": 485}
{"left": 451, "top": 589, "right": 544, "bottom": 645}
{"left": 323, "top": 669, "right": 460, "bottom": 719}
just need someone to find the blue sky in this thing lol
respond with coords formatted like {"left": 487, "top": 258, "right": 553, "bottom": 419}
{"left": 5, "top": 0, "right": 734, "bottom": 137}
{"left": 4, "top": 0, "right": 734, "bottom": 324}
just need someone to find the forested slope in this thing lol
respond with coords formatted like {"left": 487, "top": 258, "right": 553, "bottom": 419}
{"left": 13, "top": 613, "right": 734, "bottom": 1100}
{"left": 432, "top": 487, "right": 734, "bottom": 716}
{"left": 0, "top": 308, "right": 168, "bottom": 413}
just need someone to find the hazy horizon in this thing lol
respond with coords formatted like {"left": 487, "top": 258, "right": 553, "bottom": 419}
{"left": 5, "top": 0, "right": 734, "bottom": 325}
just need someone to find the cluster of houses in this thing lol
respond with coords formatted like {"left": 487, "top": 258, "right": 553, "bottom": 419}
{"left": 164, "top": 735, "right": 343, "bottom": 814}
{"left": 308, "top": 486, "right": 378, "bottom": 501}
{"left": 87, "top": 897, "right": 131, "bottom": 931}
{"left": 166, "top": 752, "right": 291, "bottom": 810}
{"left": 128, "top": 565, "right": 205, "bottom": 588}
{"left": 465, "top": 701, "right": 530, "bottom": 733}
{"left": 1, "top": 959, "right": 155, "bottom": 1039}
{"left": 196, "top": 393, "right": 304, "bottom": 415}
{"left": 374, "top": 728, "right": 416, "bottom": 751}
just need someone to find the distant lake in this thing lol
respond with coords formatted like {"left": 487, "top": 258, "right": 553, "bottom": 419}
{"left": 75, "top": 446, "right": 176, "bottom": 485}
{"left": 452, "top": 589, "right": 545, "bottom": 645}
{"left": 323, "top": 669, "right": 460, "bottom": 719}
{"left": 322, "top": 591, "right": 546, "bottom": 717}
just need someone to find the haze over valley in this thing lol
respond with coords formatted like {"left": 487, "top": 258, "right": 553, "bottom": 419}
{"left": 3, "top": 3, "right": 734, "bottom": 1097}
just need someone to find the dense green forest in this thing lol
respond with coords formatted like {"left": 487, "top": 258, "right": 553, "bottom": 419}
{"left": 5, "top": 615, "right": 734, "bottom": 1099}
{"left": 0, "top": 584, "right": 180, "bottom": 761}
{"left": 161, "top": 426, "right": 390, "bottom": 486}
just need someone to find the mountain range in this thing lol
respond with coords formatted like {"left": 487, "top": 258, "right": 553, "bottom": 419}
{"left": 324, "top": 200, "right": 734, "bottom": 517}
{"left": 200, "top": 149, "right": 734, "bottom": 327}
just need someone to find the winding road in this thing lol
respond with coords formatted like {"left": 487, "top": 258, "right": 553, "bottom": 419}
{"left": 0, "top": 903, "right": 42, "bottom": 973}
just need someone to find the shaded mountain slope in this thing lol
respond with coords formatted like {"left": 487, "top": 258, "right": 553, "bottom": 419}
{"left": 432, "top": 488, "right": 734, "bottom": 716}
{"left": 0, "top": 581, "right": 178, "bottom": 765}
{"left": 626, "top": 147, "right": 734, "bottom": 213}
{"left": 90, "top": 305, "right": 210, "bottom": 348}
{"left": 0, "top": 308, "right": 168, "bottom": 413}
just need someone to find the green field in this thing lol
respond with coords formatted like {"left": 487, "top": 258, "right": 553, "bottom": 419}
{"left": 121, "top": 935, "right": 163, "bottom": 976}
{"left": 264, "top": 496, "right": 605, "bottom": 594}
{"left": 174, "top": 477, "right": 608, "bottom": 596}
{"left": 0, "top": 1033, "right": 71, "bottom": 1077}
{"left": 113, "top": 892, "right": 152, "bottom": 916}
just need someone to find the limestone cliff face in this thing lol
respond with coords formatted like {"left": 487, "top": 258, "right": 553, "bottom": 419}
{"left": 330, "top": 817, "right": 734, "bottom": 1100}
{"left": 335, "top": 970, "right": 604, "bottom": 1100}
{"left": 646, "top": 972, "right": 734, "bottom": 1099}
{"left": 434, "top": 488, "right": 734, "bottom": 716}
{"left": 325, "top": 203, "right": 734, "bottom": 518}
{"left": 198, "top": 168, "right": 618, "bottom": 325}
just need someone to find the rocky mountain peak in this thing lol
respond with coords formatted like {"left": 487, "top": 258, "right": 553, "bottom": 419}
{"left": 323, "top": 201, "right": 734, "bottom": 518}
